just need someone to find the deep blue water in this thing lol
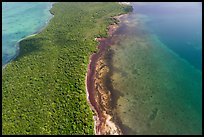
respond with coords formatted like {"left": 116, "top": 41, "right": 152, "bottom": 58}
{"left": 110, "top": 2, "right": 202, "bottom": 134}
{"left": 2, "top": 2, "right": 52, "bottom": 66}
{"left": 132, "top": 2, "right": 202, "bottom": 71}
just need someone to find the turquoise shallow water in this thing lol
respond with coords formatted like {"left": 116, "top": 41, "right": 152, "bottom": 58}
{"left": 2, "top": 2, "right": 52, "bottom": 66}
{"left": 132, "top": 2, "right": 202, "bottom": 71}
{"left": 107, "top": 2, "right": 202, "bottom": 134}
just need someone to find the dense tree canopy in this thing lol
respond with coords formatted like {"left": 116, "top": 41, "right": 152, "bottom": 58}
{"left": 2, "top": 2, "right": 131, "bottom": 135}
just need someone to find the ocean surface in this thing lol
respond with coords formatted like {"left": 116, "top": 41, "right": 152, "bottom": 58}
{"left": 2, "top": 2, "right": 202, "bottom": 135}
{"left": 108, "top": 2, "right": 202, "bottom": 134}
{"left": 2, "top": 2, "right": 52, "bottom": 66}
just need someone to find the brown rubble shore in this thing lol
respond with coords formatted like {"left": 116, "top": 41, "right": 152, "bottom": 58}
{"left": 85, "top": 14, "right": 128, "bottom": 135}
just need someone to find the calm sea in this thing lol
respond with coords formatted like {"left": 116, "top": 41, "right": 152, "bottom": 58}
{"left": 2, "top": 2, "right": 52, "bottom": 66}
{"left": 108, "top": 2, "right": 202, "bottom": 134}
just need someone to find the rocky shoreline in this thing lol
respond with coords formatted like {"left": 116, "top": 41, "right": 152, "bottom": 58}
{"left": 85, "top": 14, "right": 127, "bottom": 135}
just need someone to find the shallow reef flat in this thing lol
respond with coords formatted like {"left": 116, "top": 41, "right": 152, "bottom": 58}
{"left": 107, "top": 9, "right": 202, "bottom": 135}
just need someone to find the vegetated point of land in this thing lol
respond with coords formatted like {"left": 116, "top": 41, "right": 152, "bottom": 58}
{"left": 2, "top": 2, "right": 132, "bottom": 135}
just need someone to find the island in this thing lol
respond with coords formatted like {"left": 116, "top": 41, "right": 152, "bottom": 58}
{"left": 2, "top": 2, "right": 132, "bottom": 135}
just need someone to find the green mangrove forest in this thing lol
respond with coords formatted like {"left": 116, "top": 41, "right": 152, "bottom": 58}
{"left": 2, "top": 2, "right": 131, "bottom": 135}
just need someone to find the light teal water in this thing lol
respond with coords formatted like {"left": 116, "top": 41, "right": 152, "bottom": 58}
{"left": 2, "top": 2, "right": 53, "bottom": 66}
{"left": 108, "top": 2, "right": 202, "bottom": 134}
{"left": 132, "top": 2, "right": 202, "bottom": 71}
